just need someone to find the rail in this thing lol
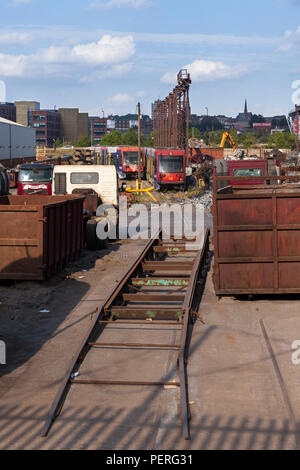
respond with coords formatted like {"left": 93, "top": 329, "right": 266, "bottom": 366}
{"left": 41, "top": 229, "right": 210, "bottom": 440}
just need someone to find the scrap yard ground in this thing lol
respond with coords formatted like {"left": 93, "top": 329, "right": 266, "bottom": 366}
{"left": 1, "top": 215, "right": 300, "bottom": 449}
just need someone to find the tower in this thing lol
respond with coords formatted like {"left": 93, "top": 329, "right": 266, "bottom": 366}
{"left": 244, "top": 99, "right": 248, "bottom": 117}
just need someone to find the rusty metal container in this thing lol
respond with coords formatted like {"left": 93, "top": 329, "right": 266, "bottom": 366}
{"left": 190, "top": 147, "right": 224, "bottom": 161}
{"left": 0, "top": 195, "right": 84, "bottom": 281}
{"left": 212, "top": 174, "right": 300, "bottom": 295}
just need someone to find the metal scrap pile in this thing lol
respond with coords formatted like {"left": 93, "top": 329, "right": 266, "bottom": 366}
{"left": 224, "top": 149, "right": 246, "bottom": 160}
{"left": 188, "top": 191, "right": 213, "bottom": 208}
{"left": 188, "top": 137, "right": 207, "bottom": 148}
{"left": 72, "top": 149, "right": 96, "bottom": 165}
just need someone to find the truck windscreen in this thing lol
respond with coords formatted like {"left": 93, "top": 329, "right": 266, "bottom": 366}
{"left": 159, "top": 155, "right": 183, "bottom": 173}
{"left": 19, "top": 169, "right": 52, "bottom": 182}
{"left": 233, "top": 168, "right": 263, "bottom": 177}
{"left": 123, "top": 152, "right": 138, "bottom": 164}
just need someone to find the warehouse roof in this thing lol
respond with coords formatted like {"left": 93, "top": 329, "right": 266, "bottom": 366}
{"left": 0, "top": 117, "right": 27, "bottom": 127}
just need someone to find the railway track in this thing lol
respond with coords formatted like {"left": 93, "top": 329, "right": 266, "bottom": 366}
{"left": 41, "top": 228, "right": 210, "bottom": 440}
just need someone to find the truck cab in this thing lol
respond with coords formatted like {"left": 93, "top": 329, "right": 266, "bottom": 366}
{"left": 17, "top": 163, "right": 53, "bottom": 195}
{"left": 52, "top": 165, "right": 119, "bottom": 250}
{"left": 228, "top": 159, "right": 267, "bottom": 186}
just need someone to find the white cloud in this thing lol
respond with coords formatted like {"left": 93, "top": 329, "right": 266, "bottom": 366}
{"left": 0, "top": 53, "right": 27, "bottom": 77}
{"left": 161, "top": 60, "right": 247, "bottom": 84}
{"left": 89, "top": 0, "right": 154, "bottom": 9}
{"left": 110, "top": 93, "right": 133, "bottom": 103}
{"left": 0, "top": 35, "right": 136, "bottom": 78}
{"left": 79, "top": 62, "right": 133, "bottom": 82}
{"left": 72, "top": 35, "right": 135, "bottom": 64}
{"left": 278, "top": 27, "right": 300, "bottom": 51}
{"left": 8, "top": 0, "right": 32, "bottom": 6}
{"left": 0, "top": 32, "right": 33, "bottom": 45}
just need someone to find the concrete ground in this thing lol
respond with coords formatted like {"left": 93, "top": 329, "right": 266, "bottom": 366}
{"left": 1, "top": 236, "right": 300, "bottom": 449}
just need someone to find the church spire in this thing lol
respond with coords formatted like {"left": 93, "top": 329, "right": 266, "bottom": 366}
{"left": 244, "top": 99, "right": 248, "bottom": 116}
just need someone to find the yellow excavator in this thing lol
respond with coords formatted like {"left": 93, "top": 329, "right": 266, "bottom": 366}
{"left": 220, "top": 131, "right": 237, "bottom": 150}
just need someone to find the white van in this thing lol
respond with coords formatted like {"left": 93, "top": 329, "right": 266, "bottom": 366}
{"left": 52, "top": 165, "right": 119, "bottom": 250}
{"left": 52, "top": 165, "right": 118, "bottom": 207}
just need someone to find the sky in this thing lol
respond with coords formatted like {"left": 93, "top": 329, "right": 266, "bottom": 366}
{"left": 0, "top": 0, "right": 300, "bottom": 118}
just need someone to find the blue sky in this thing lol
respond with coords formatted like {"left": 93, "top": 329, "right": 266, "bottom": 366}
{"left": 0, "top": 0, "right": 300, "bottom": 117}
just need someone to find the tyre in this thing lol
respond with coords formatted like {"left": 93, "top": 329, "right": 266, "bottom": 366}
{"left": 3, "top": 171, "right": 9, "bottom": 195}
{"left": 186, "top": 175, "right": 197, "bottom": 188}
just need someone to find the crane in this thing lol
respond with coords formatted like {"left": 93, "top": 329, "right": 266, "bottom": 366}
{"left": 220, "top": 131, "right": 237, "bottom": 150}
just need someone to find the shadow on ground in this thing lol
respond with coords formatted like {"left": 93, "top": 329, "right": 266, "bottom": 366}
{"left": 0, "top": 242, "right": 121, "bottom": 382}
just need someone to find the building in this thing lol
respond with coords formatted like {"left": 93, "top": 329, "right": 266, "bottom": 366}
{"left": 253, "top": 122, "right": 271, "bottom": 135}
{"left": 0, "top": 103, "right": 16, "bottom": 122}
{"left": 140, "top": 117, "right": 153, "bottom": 136}
{"left": 15, "top": 101, "right": 40, "bottom": 127}
{"left": 234, "top": 99, "right": 252, "bottom": 132}
{"left": 89, "top": 117, "right": 108, "bottom": 144}
{"left": 59, "top": 108, "right": 89, "bottom": 144}
{"left": 216, "top": 115, "right": 235, "bottom": 129}
{"left": 190, "top": 114, "right": 200, "bottom": 127}
{"left": 151, "top": 102, "right": 157, "bottom": 120}
{"left": 32, "top": 110, "right": 61, "bottom": 147}
{"left": 0, "top": 117, "right": 36, "bottom": 166}
{"left": 115, "top": 119, "right": 130, "bottom": 132}
{"left": 109, "top": 114, "right": 153, "bottom": 136}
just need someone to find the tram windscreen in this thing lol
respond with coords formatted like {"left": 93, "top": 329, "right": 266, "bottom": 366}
{"left": 123, "top": 151, "right": 139, "bottom": 164}
{"left": 159, "top": 155, "right": 184, "bottom": 173}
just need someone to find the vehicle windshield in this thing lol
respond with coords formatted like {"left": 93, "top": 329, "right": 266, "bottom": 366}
{"left": 159, "top": 155, "right": 183, "bottom": 173}
{"left": 233, "top": 168, "right": 263, "bottom": 177}
{"left": 123, "top": 151, "right": 138, "bottom": 164}
{"left": 19, "top": 168, "right": 52, "bottom": 182}
{"left": 70, "top": 173, "right": 99, "bottom": 184}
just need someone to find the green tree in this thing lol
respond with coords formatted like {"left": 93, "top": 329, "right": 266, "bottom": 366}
{"left": 208, "top": 131, "right": 223, "bottom": 147}
{"left": 122, "top": 128, "right": 138, "bottom": 145}
{"left": 189, "top": 127, "right": 201, "bottom": 139}
{"left": 268, "top": 131, "right": 296, "bottom": 149}
{"left": 100, "top": 130, "right": 124, "bottom": 145}
{"left": 238, "top": 133, "right": 256, "bottom": 149}
{"left": 54, "top": 137, "right": 61, "bottom": 148}
{"left": 141, "top": 131, "right": 154, "bottom": 147}
{"left": 76, "top": 135, "right": 92, "bottom": 147}
{"left": 199, "top": 116, "right": 223, "bottom": 132}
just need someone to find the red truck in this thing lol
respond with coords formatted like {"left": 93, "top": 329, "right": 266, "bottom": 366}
{"left": 215, "top": 158, "right": 279, "bottom": 188}
{"left": 228, "top": 159, "right": 267, "bottom": 186}
{"left": 17, "top": 163, "right": 53, "bottom": 195}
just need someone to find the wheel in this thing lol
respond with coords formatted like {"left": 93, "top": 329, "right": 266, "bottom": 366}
{"left": 86, "top": 220, "right": 107, "bottom": 250}
{"left": 3, "top": 171, "right": 9, "bottom": 195}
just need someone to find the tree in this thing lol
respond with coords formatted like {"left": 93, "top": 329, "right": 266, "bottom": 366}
{"left": 238, "top": 133, "right": 256, "bottom": 149}
{"left": 189, "top": 127, "right": 201, "bottom": 139}
{"left": 54, "top": 137, "right": 61, "bottom": 148}
{"left": 122, "top": 128, "right": 138, "bottom": 145}
{"left": 100, "top": 130, "right": 123, "bottom": 145}
{"left": 199, "top": 116, "right": 223, "bottom": 132}
{"left": 268, "top": 131, "right": 296, "bottom": 149}
{"left": 76, "top": 136, "right": 91, "bottom": 147}
{"left": 208, "top": 131, "right": 223, "bottom": 147}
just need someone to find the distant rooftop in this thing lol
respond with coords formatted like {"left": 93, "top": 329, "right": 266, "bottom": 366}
{"left": 0, "top": 116, "right": 26, "bottom": 127}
